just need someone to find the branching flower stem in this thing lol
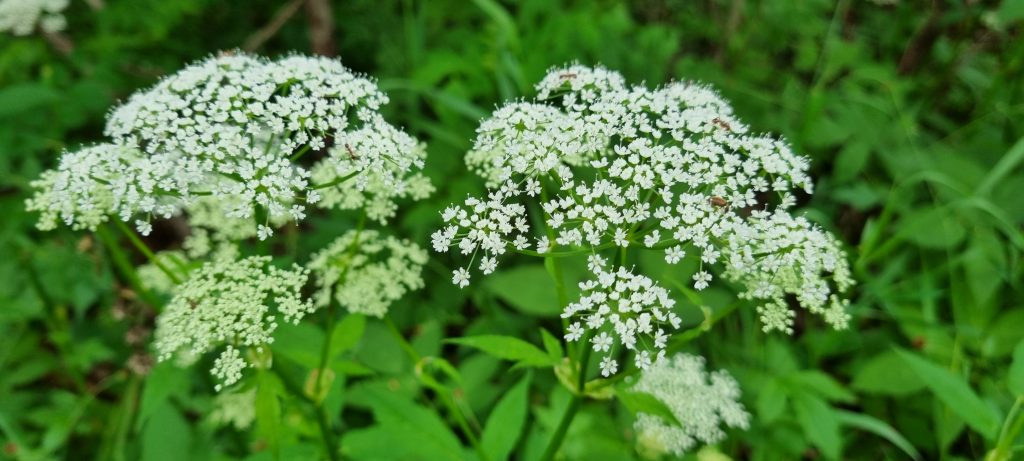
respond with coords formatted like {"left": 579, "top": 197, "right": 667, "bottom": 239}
{"left": 311, "top": 213, "right": 366, "bottom": 461}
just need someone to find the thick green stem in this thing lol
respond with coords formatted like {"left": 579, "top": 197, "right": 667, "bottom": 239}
{"left": 112, "top": 219, "right": 181, "bottom": 284}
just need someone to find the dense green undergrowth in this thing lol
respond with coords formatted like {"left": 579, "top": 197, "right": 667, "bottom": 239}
{"left": 1, "top": 1, "right": 1023, "bottom": 460}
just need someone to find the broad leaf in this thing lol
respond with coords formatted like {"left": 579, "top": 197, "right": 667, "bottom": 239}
{"left": 895, "top": 348, "right": 1001, "bottom": 439}
{"left": 482, "top": 373, "right": 531, "bottom": 461}
{"left": 446, "top": 335, "right": 556, "bottom": 367}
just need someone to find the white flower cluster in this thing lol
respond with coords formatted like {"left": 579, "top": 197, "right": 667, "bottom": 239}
{"left": 153, "top": 255, "right": 312, "bottom": 391}
{"left": 0, "top": 0, "right": 67, "bottom": 36}
{"left": 210, "top": 388, "right": 257, "bottom": 430}
{"left": 633, "top": 354, "right": 749, "bottom": 457}
{"left": 308, "top": 230, "right": 428, "bottom": 318}
{"left": 28, "top": 53, "right": 428, "bottom": 240}
{"left": 432, "top": 63, "right": 853, "bottom": 333}
{"left": 563, "top": 256, "right": 681, "bottom": 377}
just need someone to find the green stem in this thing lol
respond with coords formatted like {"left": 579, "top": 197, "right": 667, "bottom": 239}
{"left": 539, "top": 340, "right": 592, "bottom": 461}
{"left": 311, "top": 170, "right": 361, "bottom": 190}
{"left": 96, "top": 225, "right": 162, "bottom": 307}
{"left": 991, "top": 396, "right": 1024, "bottom": 461}
{"left": 315, "top": 406, "right": 340, "bottom": 461}
{"left": 112, "top": 219, "right": 181, "bottom": 284}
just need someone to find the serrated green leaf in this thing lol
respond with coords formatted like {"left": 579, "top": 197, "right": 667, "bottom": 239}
{"left": 895, "top": 348, "right": 1001, "bottom": 439}
{"left": 446, "top": 335, "right": 556, "bottom": 367}
{"left": 482, "top": 373, "right": 531, "bottom": 461}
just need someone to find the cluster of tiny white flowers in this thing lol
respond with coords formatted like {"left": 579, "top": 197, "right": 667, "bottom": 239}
{"left": 311, "top": 123, "right": 434, "bottom": 224}
{"left": 308, "top": 230, "right": 428, "bottom": 318}
{"left": 563, "top": 256, "right": 681, "bottom": 377}
{"left": 28, "top": 53, "right": 428, "bottom": 240}
{"left": 153, "top": 255, "right": 312, "bottom": 391}
{"left": 633, "top": 354, "right": 750, "bottom": 457}
{"left": 432, "top": 63, "right": 853, "bottom": 333}
{"left": 0, "top": 0, "right": 67, "bottom": 36}
{"left": 210, "top": 388, "right": 257, "bottom": 430}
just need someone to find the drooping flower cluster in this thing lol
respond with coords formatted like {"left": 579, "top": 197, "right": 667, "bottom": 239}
{"left": 153, "top": 255, "right": 312, "bottom": 391}
{"left": 633, "top": 354, "right": 749, "bottom": 457}
{"left": 563, "top": 256, "right": 682, "bottom": 376}
{"left": 28, "top": 53, "right": 428, "bottom": 240}
{"left": 0, "top": 0, "right": 67, "bottom": 36}
{"left": 308, "top": 230, "right": 428, "bottom": 318}
{"left": 432, "top": 63, "right": 853, "bottom": 334}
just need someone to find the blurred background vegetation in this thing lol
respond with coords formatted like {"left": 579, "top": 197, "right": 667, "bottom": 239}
{"left": 2, "top": 0, "right": 1023, "bottom": 460}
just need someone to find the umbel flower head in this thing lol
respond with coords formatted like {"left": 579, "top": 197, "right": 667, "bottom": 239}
{"left": 28, "top": 52, "right": 428, "bottom": 240}
{"left": 153, "top": 255, "right": 312, "bottom": 391}
{"left": 563, "top": 256, "right": 682, "bottom": 376}
{"left": 432, "top": 63, "right": 854, "bottom": 335}
{"left": 633, "top": 354, "right": 749, "bottom": 458}
{"left": 0, "top": 0, "right": 67, "bottom": 36}
{"left": 308, "top": 229, "right": 428, "bottom": 318}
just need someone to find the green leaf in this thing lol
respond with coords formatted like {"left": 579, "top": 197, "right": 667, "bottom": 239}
{"left": 757, "top": 378, "right": 788, "bottom": 423}
{"left": 835, "top": 410, "right": 921, "bottom": 461}
{"left": 136, "top": 361, "right": 189, "bottom": 430}
{"left": 1008, "top": 340, "right": 1024, "bottom": 396}
{"left": 852, "top": 350, "right": 926, "bottom": 395}
{"left": 486, "top": 265, "right": 561, "bottom": 316}
{"left": 255, "top": 371, "right": 283, "bottom": 456}
{"left": 446, "top": 335, "right": 556, "bottom": 367}
{"left": 898, "top": 207, "right": 966, "bottom": 249}
{"left": 790, "top": 370, "right": 856, "bottom": 403}
{"left": 141, "top": 402, "right": 192, "bottom": 461}
{"left": 330, "top": 313, "right": 367, "bottom": 359}
{"left": 540, "top": 328, "right": 563, "bottom": 363}
{"left": 271, "top": 321, "right": 324, "bottom": 369}
{"left": 0, "top": 84, "right": 59, "bottom": 118}
{"left": 793, "top": 393, "right": 842, "bottom": 460}
{"left": 343, "top": 385, "right": 465, "bottom": 460}
{"left": 615, "top": 389, "right": 681, "bottom": 427}
{"left": 895, "top": 348, "right": 1002, "bottom": 439}
{"left": 482, "top": 373, "right": 531, "bottom": 461}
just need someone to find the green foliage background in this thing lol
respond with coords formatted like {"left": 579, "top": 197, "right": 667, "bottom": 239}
{"left": 1, "top": 0, "right": 1023, "bottom": 460}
